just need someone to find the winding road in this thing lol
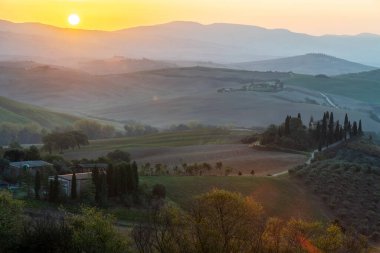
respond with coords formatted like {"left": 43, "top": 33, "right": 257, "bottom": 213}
{"left": 320, "top": 92, "right": 338, "bottom": 109}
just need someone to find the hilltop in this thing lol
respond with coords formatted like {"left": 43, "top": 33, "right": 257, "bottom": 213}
{"left": 231, "top": 53, "right": 377, "bottom": 75}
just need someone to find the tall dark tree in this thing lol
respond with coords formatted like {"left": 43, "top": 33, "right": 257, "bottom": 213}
{"left": 49, "top": 175, "right": 60, "bottom": 203}
{"left": 347, "top": 121, "right": 352, "bottom": 138}
{"left": 328, "top": 112, "right": 334, "bottom": 144}
{"left": 352, "top": 121, "right": 358, "bottom": 136}
{"left": 297, "top": 113, "right": 301, "bottom": 120}
{"left": 334, "top": 121, "right": 340, "bottom": 142}
{"left": 131, "top": 161, "right": 139, "bottom": 192}
{"left": 321, "top": 113, "right": 328, "bottom": 146}
{"left": 34, "top": 170, "right": 41, "bottom": 200}
{"left": 358, "top": 120, "right": 363, "bottom": 135}
{"left": 71, "top": 172, "right": 77, "bottom": 200}
{"left": 92, "top": 168, "right": 101, "bottom": 203}
{"left": 99, "top": 172, "right": 108, "bottom": 207}
{"left": 344, "top": 113, "right": 349, "bottom": 141}
{"left": 126, "top": 164, "right": 135, "bottom": 194}
{"left": 284, "top": 116, "right": 291, "bottom": 135}
{"left": 107, "top": 164, "right": 116, "bottom": 197}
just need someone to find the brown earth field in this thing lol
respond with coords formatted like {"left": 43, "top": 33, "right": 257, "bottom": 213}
{"left": 64, "top": 144, "right": 307, "bottom": 176}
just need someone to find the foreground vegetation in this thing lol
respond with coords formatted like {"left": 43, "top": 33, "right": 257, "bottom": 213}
{"left": 0, "top": 189, "right": 369, "bottom": 253}
{"left": 290, "top": 137, "right": 380, "bottom": 242}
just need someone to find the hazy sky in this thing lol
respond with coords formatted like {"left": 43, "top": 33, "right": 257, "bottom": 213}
{"left": 1, "top": 0, "right": 379, "bottom": 35}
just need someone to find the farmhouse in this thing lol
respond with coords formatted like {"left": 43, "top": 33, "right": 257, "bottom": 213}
{"left": 49, "top": 172, "right": 92, "bottom": 197}
{"left": 8, "top": 160, "right": 53, "bottom": 177}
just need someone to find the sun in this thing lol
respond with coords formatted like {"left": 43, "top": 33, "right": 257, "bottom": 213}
{"left": 68, "top": 14, "right": 80, "bottom": 26}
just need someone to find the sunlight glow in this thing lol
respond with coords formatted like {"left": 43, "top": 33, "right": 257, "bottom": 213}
{"left": 68, "top": 14, "right": 80, "bottom": 26}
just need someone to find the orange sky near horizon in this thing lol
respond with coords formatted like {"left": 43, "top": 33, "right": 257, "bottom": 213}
{"left": 1, "top": 0, "right": 379, "bottom": 35}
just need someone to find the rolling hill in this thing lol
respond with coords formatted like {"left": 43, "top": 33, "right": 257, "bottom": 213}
{"left": 285, "top": 69, "right": 380, "bottom": 104}
{"left": 1, "top": 20, "right": 380, "bottom": 66}
{"left": 77, "top": 57, "right": 178, "bottom": 75}
{"left": 0, "top": 61, "right": 379, "bottom": 132}
{"left": 231, "top": 53, "right": 377, "bottom": 75}
{"left": 0, "top": 96, "right": 80, "bottom": 129}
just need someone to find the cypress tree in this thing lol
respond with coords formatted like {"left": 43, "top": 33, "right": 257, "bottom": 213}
{"left": 132, "top": 161, "right": 139, "bottom": 192}
{"left": 358, "top": 120, "right": 363, "bottom": 135}
{"left": 334, "top": 121, "right": 340, "bottom": 142}
{"left": 322, "top": 113, "right": 328, "bottom": 146}
{"left": 92, "top": 168, "right": 100, "bottom": 202}
{"left": 71, "top": 172, "right": 77, "bottom": 200}
{"left": 348, "top": 121, "right": 352, "bottom": 138}
{"left": 328, "top": 112, "right": 334, "bottom": 144}
{"left": 284, "top": 116, "right": 290, "bottom": 135}
{"left": 99, "top": 172, "right": 108, "bottom": 207}
{"left": 344, "top": 113, "right": 349, "bottom": 141}
{"left": 48, "top": 180, "right": 54, "bottom": 202}
{"left": 107, "top": 164, "right": 115, "bottom": 197}
{"left": 126, "top": 164, "right": 134, "bottom": 194}
{"left": 352, "top": 121, "right": 358, "bottom": 136}
{"left": 34, "top": 170, "right": 41, "bottom": 200}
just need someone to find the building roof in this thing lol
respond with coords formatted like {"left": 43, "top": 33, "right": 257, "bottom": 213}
{"left": 77, "top": 163, "right": 108, "bottom": 169}
{"left": 10, "top": 160, "right": 53, "bottom": 169}
{"left": 57, "top": 172, "right": 93, "bottom": 181}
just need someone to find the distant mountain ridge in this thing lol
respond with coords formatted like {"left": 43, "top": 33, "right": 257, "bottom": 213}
{"left": 1, "top": 20, "right": 380, "bottom": 66}
{"left": 231, "top": 53, "right": 377, "bottom": 75}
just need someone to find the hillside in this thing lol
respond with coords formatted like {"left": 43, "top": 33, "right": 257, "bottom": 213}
{"left": 231, "top": 53, "right": 376, "bottom": 75}
{"left": 77, "top": 57, "right": 178, "bottom": 75}
{"left": 0, "top": 96, "right": 79, "bottom": 129}
{"left": 0, "top": 62, "right": 379, "bottom": 131}
{"left": 285, "top": 69, "right": 380, "bottom": 104}
{"left": 290, "top": 138, "right": 380, "bottom": 239}
{"left": 2, "top": 20, "right": 380, "bottom": 66}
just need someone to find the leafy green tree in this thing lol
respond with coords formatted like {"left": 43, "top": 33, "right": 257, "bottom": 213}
{"left": 3, "top": 149, "right": 25, "bottom": 162}
{"left": 25, "top": 146, "right": 41, "bottom": 160}
{"left": 152, "top": 184, "right": 166, "bottom": 199}
{"left": 191, "top": 189, "right": 265, "bottom": 253}
{"left": 0, "top": 191, "right": 24, "bottom": 252}
{"left": 107, "top": 150, "right": 131, "bottom": 163}
{"left": 69, "top": 207, "right": 130, "bottom": 253}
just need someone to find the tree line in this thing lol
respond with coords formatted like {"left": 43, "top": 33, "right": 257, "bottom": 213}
{"left": 42, "top": 131, "right": 89, "bottom": 153}
{"left": 260, "top": 112, "right": 363, "bottom": 151}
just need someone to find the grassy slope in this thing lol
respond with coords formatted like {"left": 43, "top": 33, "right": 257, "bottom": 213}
{"left": 140, "top": 176, "right": 328, "bottom": 221}
{"left": 0, "top": 96, "right": 80, "bottom": 129}
{"left": 67, "top": 129, "right": 249, "bottom": 151}
{"left": 285, "top": 70, "right": 380, "bottom": 104}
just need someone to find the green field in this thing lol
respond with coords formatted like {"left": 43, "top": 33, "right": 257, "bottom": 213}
{"left": 139, "top": 176, "right": 328, "bottom": 221}
{"left": 0, "top": 96, "right": 80, "bottom": 129}
{"left": 66, "top": 129, "right": 251, "bottom": 152}
{"left": 285, "top": 70, "right": 380, "bottom": 104}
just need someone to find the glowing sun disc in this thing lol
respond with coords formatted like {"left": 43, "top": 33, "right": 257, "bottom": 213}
{"left": 68, "top": 14, "right": 80, "bottom": 26}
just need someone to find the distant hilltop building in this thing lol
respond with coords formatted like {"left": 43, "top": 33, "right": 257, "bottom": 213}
{"left": 218, "top": 80, "right": 284, "bottom": 93}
